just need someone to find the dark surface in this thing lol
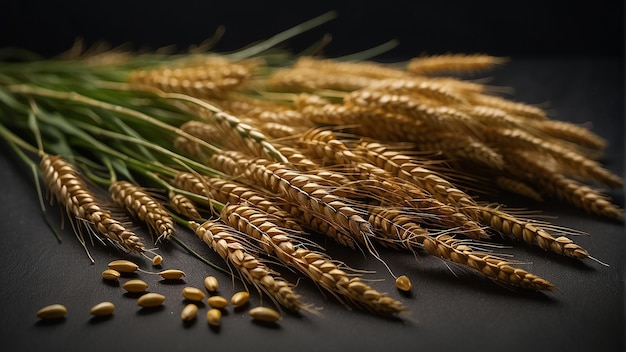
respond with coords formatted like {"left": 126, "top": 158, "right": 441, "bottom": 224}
{"left": 0, "top": 1, "right": 623, "bottom": 58}
{"left": 0, "top": 2, "right": 624, "bottom": 352}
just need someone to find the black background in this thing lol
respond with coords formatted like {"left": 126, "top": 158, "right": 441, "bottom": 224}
{"left": 0, "top": 1, "right": 624, "bottom": 352}
{"left": 1, "top": 0, "right": 623, "bottom": 58}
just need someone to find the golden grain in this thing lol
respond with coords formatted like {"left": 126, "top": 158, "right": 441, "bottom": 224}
{"left": 152, "top": 255, "right": 163, "bottom": 266}
{"left": 180, "top": 303, "right": 199, "bottom": 321}
{"left": 231, "top": 291, "right": 250, "bottom": 308}
{"left": 101, "top": 269, "right": 121, "bottom": 281}
{"left": 249, "top": 306, "right": 281, "bottom": 323}
{"left": 207, "top": 295, "right": 229, "bottom": 309}
{"left": 122, "top": 279, "right": 149, "bottom": 293}
{"left": 90, "top": 302, "right": 115, "bottom": 316}
{"left": 137, "top": 293, "right": 165, "bottom": 308}
{"left": 182, "top": 287, "right": 206, "bottom": 301}
{"left": 36, "top": 304, "right": 67, "bottom": 319}
{"left": 395, "top": 275, "right": 412, "bottom": 292}
{"left": 159, "top": 269, "right": 186, "bottom": 280}
{"left": 203, "top": 276, "right": 219, "bottom": 292}
{"left": 206, "top": 308, "right": 222, "bottom": 326}
{"left": 108, "top": 260, "right": 138, "bottom": 273}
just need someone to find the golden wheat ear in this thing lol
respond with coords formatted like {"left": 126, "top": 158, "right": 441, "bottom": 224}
{"left": 39, "top": 154, "right": 146, "bottom": 256}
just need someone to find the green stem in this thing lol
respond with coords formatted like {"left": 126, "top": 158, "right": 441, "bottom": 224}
{"left": 7, "top": 84, "right": 223, "bottom": 156}
{"left": 72, "top": 120, "right": 222, "bottom": 177}
{"left": 226, "top": 11, "right": 338, "bottom": 61}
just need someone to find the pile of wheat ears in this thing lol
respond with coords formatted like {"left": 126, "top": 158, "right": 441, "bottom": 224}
{"left": 0, "top": 13, "right": 623, "bottom": 318}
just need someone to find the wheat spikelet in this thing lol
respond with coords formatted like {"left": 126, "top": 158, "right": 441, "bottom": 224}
{"left": 40, "top": 154, "right": 145, "bottom": 254}
{"left": 180, "top": 119, "right": 269, "bottom": 160}
{"left": 168, "top": 192, "right": 203, "bottom": 221}
{"left": 478, "top": 205, "right": 592, "bottom": 259}
{"left": 276, "top": 146, "right": 321, "bottom": 172}
{"left": 406, "top": 53, "right": 508, "bottom": 75}
{"left": 464, "top": 105, "right": 528, "bottom": 129}
{"left": 208, "top": 149, "right": 245, "bottom": 176}
{"left": 221, "top": 97, "right": 315, "bottom": 130}
{"left": 368, "top": 206, "right": 555, "bottom": 291}
{"left": 109, "top": 181, "right": 175, "bottom": 243}
{"left": 259, "top": 122, "right": 300, "bottom": 139}
{"left": 291, "top": 247, "right": 408, "bottom": 315}
{"left": 298, "top": 127, "right": 361, "bottom": 166}
{"left": 190, "top": 220, "right": 310, "bottom": 313}
{"left": 202, "top": 176, "right": 303, "bottom": 232}
{"left": 292, "top": 92, "right": 332, "bottom": 109}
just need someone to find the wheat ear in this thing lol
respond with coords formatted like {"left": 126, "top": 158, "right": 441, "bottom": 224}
{"left": 406, "top": 53, "right": 508, "bottom": 75}
{"left": 40, "top": 154, "right": 146, "bottom": 254}
{"left": 109, "top": 181, "right": 175, "bottom": 243}
{"left": 478, "top": 205, "right": 591, "bottom": 259}
{"left": 369, "top": 206, "right": 555, "bottom": 291}
{"left": 168, "top": 192, "right": 203, "bottom": 221}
